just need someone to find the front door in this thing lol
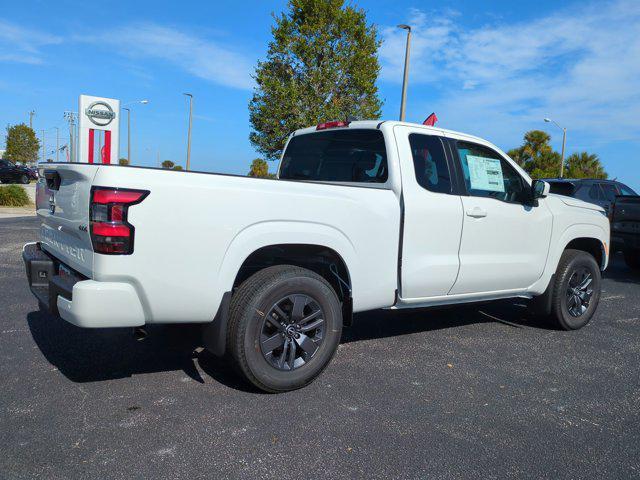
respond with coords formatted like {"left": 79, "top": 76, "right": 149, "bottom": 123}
{"left": 448, "top": 139, "right": 553, "bottom": 295}
{"left": 394, "top": 126, "right": 464, "bottom": 299}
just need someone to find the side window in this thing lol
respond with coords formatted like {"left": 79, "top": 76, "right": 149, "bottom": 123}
{"left": 600, "top": 183, "right": 618, "bottom": 202}
{"left": 588, "top": 184, "right": 603, "bottom": 201}
{"left": 455, "top": 141, "right": 528, "bottom": 204}
{"left": 619, "top": 183, "right": 637, "bottom": 196}
{"left": 408, "top": 134, "right": 451, "bottom": 194}
{"left": 574, "top": 185, "right": 590, "bottom": 201}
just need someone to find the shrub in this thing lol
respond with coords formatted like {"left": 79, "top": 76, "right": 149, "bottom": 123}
{"left": 0, "top": 185, "right": 30, "bottom": 207}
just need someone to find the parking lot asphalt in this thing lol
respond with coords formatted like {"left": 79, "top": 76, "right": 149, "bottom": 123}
{"left": 1, "top": 216, "right": 639, "bottom": 480}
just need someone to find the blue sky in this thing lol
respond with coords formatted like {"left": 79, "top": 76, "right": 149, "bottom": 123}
{"left": 1, "top": 0, "right": 639, "bottom": 190}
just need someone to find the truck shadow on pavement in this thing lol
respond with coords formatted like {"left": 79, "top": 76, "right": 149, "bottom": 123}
{"left": 26, "top": 299, "right": 540, "bottom": 392}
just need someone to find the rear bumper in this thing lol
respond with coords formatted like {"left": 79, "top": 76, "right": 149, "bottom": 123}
{"left": 23, "top": 242, "right": 145, "bottom": 328}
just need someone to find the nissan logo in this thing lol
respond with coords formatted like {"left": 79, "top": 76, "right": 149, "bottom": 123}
{"left": 85, "top": 101, "right": 116, "bottom": 126}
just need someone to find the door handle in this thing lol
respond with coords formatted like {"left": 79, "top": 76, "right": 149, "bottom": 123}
{"left": 466, "top": 207, "right": 487, "bottom": 218}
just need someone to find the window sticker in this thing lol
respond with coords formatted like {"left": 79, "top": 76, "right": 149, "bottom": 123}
{"left": 466, "top": 155, "right": 505, "bottom": 192}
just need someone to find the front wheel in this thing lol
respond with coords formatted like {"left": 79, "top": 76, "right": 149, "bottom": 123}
{"left": 20, "top": 174, "right": 30, "bottom": 184}
{"left": 548, "top": 249, "right": 602, "bottom": 330}
{"left": 227, "top": 265, "right": 343, "bottom": 392}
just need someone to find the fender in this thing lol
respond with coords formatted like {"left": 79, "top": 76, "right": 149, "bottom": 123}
{"left": 216, "top": 220, "right": 359, "bottom": 300}
{"left": 528, "top": 223, "right": 608, "bottom": 295}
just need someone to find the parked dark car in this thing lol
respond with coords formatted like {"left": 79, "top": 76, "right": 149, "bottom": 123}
{"left": 0, "top": 159, "right": 38, "bottom": 184}
{"left": 542, "top": 178, "right": 637, "bottom": 215}
{"left": 543, "top": 178, "right": 640, "bottom": 269}
{"left": 610, "top": 195, "right": 640, "bottom": 270}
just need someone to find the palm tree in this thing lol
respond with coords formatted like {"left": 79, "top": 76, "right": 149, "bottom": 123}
{"left": 522, "top": 130, "right": 552, "bottom": 159}
{"left": 248, "top": 158, "right": 271, "bottom": 178}
{"left": 564, "top": 152, "right": 607, "bottom": 179}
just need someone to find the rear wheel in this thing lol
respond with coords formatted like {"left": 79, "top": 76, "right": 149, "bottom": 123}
{"left": 548, "top": 249, "right": 601, "bottom": 330}
{"left": 623, "top": 249, "right": 640, "bottom": 270}
{"left": 227, "top": 265, "right": 342, "bottom": 393}
{"left": 20, "top": 174, "right": 29, "bottom": 184}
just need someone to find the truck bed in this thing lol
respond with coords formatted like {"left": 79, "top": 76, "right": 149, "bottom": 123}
{"left": 33, "top": 163, "right": 401, "bottom": 325}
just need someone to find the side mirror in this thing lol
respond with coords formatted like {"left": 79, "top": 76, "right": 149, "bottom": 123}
{"left": 532, "top": 180, "right": 550, "bottom": 200}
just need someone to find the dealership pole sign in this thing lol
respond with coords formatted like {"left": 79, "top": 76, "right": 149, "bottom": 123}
{"left": 78, "top": 95, "right": 120, "bottom": 164}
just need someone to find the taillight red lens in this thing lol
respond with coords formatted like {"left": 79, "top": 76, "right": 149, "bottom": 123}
{"left": 92, "top": 189, "right": 146, "bottom": 205}
{"left": 90, "top": 187, "right": 149, "bottom": 255}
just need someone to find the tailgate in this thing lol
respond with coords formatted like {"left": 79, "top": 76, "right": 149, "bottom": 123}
{"left": 612, "top": 195, "right": 640, "bottom": 235}
{"left": 36, "top": 164, "right": 100, "bottom": 277}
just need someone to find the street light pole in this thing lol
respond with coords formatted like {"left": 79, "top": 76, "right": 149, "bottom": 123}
{"left": 123, "top": 107, "right": 131, "bottom": 164}
{"left": 544, "top": 118, "right": 567, "bottom": 178}
{"left": 183, "top": 93, "right": 193, "bottom": 171}
{"left": 398, "top": 24, "right": 412, "bottom": 122}
{"left": 120, "top": 100, "right": 148, "bottom": 165}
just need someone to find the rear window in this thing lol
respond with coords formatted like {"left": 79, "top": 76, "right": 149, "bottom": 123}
{"left": 279, "top": 129, "right": 388, "bottom": 183}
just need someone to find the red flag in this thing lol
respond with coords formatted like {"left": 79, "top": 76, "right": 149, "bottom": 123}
{"left": 423, "top": 113, "right": 438, "bottom": 126}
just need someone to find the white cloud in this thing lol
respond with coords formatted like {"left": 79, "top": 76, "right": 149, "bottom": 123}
{"left": 380, "top": 0, "right": 640, "bottom": 144}
{"left": 0, "top": 19, "right": 62, "bottom": 64}
{"left": 84, "top": 23, "right": 254, "bottom": 90}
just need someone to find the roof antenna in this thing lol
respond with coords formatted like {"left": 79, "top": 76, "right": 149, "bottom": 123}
{"left": 423, "top": 112, "right": 438, "bottom": 126}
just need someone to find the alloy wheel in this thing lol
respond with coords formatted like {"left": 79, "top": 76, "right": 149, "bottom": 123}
{"left": 260, "top": 294, "right": 325, "bottom": 371}
{"left": 565, "top": 267, "right": 594, "bottom": 317}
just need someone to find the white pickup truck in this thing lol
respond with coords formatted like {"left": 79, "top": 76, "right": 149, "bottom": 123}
{"left": 23, "top": 120, "right": 610, "bottom": 392}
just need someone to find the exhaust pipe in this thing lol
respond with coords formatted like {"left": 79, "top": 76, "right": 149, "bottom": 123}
{"left": 133, "top": 327, "right": 147, "bottom": 341}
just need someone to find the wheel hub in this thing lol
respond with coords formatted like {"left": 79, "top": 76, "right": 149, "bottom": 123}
{"left": 260, "top": 294, "right": 325, "bottom": 371}
{"left": 565, "top": 267, "right": 594, "bottom": 317}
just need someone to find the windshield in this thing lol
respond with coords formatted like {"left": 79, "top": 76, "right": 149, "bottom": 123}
{"left": 279, "top": 129, "right": 388, "bottom": 183}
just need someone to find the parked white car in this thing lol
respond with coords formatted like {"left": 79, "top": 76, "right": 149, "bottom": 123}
{"left": 23, "top": 120, "right": 610, "bottom": 392}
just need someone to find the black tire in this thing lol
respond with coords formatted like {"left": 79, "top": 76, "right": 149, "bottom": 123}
{"left": 623, "top": 250, "right": 640, "bottom": 270}
{"left": 20, "top": 174, "right": 29, "bottom": 184}
{"left": 227, "top": 265, "right": 343, "bottom": 393}
{"left": 548, "top": 249, "right": 601, "bottom": 330}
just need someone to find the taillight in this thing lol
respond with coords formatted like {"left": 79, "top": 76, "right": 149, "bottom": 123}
{"left": 316, "top": 120, "right": 350, "bottom": 130}
{"left": 90, "top": 187, "right": 149, "bottom": 255}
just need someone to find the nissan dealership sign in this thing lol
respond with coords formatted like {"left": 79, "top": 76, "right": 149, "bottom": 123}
{"left": 78, "top": 95, "right": 120, "bottom": 164}
{"left": 85, "top": 101, "right": 116, "bottom": 126}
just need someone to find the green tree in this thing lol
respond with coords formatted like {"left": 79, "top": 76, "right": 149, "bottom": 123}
{"left": 249, "top": 0, "right": 382, "bottom": 161}
{"left": 161, "top": 160, "right": 175, "bottom": 169}
{"left": 172, "top": 165, "right": 183, "bottom": 171}
{"left": 508, "top": 130, "right": 560, "bottom": 177}
{"left": 248, "top": 158, "right": 270, "bottom": 177}
{"left": 529, "top": 151, "right": 563, "bottom": 179}
{"left": 4, "top": 124, "right": 39, "bottom": 164}
{"left": 565, "top": 152, "right": 607, "bottom": 179}
{"left": 118, "top": 158, "right": 130, "bottom": 166}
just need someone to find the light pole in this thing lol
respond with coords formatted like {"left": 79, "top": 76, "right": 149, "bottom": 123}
{"left": 55, "top": 127, "right": 59, "bottom": 162}
{"left": 64, "top": 111, "right": 77, "bottom": 162}
{"left": 398, "top": 24, "right": 412, "bottom": 122}
{"left": 122, "top": 108, "right": 131, "bottom": 164}
{"left": 183, "top": 93, "right": 193, "bottom": 171}
{"left": 544, "top": 118, "right": 567, "bottom": 178}
{"left": 121, "top": 99, "right": 149, "bottom": 164}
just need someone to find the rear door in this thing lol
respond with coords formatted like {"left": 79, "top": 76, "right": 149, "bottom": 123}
{"left": 37, "top": 164, "right": 100, "bottom": 277}
{"left": 394, "top": 126, "right": 464, "bottom": 299}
